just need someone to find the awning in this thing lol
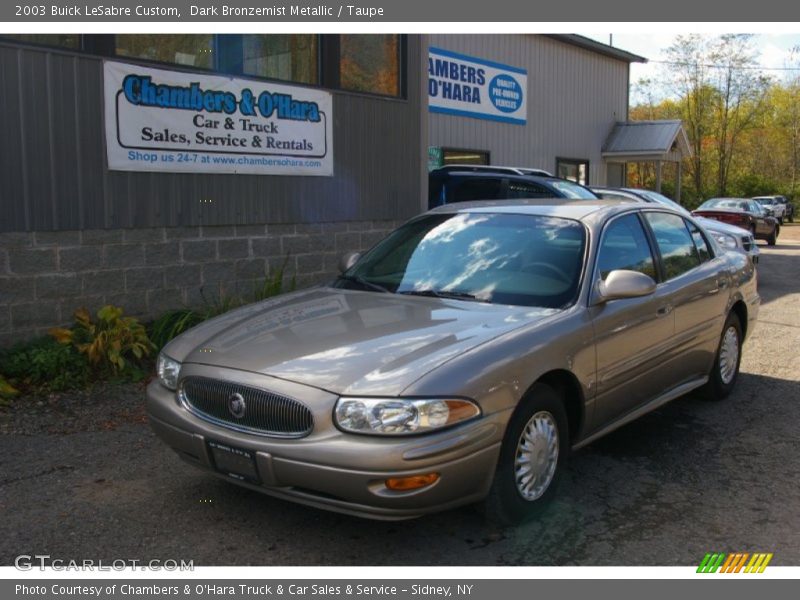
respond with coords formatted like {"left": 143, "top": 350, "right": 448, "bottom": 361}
{"left": 602, "top": 120, "right": 692, "bottom": 163}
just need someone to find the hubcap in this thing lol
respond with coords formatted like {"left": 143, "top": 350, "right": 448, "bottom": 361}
{"left": 514, "top": 411, "right": 559, "bottom": 501}
{"left": 719, "top": 325, "right": 740, "bottom": 385}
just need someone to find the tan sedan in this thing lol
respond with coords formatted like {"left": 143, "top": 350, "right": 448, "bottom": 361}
{"left": 147, "top": 200, "right": 759, "bottom": 523}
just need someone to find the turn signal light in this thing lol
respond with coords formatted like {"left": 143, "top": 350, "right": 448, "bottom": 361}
{"left": 385, "top": 473, "right": 440, "bottom": 491}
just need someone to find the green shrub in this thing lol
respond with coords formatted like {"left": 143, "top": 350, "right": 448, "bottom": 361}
{"left": 0, "top": 374, "right": 20, "bottom": 404}
{"left": 149, "top": 308, "right": 206, "bottom": 351}
{"left": 0, "top": 336, "right": 90, "bottom": 392}
{"left": 253, "top": 255, "right": 296, "bottom": 302}
{"left": 51, "top": 305, "right": 155, "bottom": 377}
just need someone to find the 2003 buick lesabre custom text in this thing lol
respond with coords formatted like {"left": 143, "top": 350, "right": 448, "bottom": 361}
{"left": 147, "top": 200, "right": 759, "bottom": 523}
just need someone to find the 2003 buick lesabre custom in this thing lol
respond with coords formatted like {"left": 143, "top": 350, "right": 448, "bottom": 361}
{"left": 147, "top": 200, "right": 759, "bottom": 523}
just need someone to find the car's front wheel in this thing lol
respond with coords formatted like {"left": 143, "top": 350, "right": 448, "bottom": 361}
{"left": 702, "top": 312, "right": 742, "bottom": 400}
{"left": 483, "top": 383, "right": 569, "bottom": 525}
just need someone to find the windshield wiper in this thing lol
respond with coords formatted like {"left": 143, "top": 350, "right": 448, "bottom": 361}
{"left": 398, "top": 289, "right": 489, "bottom": 303}
{"left": 337, "top": 274, "right": 392, "bottom": 294}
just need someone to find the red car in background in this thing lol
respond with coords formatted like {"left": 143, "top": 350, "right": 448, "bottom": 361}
{"left": 693, "top": 198, "right": 780, "bottom": 246}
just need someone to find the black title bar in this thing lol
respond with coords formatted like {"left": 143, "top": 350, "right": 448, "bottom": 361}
{"left": 2, "top": 0, "right": 800, "bottom": 22}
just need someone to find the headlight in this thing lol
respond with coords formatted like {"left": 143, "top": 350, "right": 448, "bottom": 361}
{"left": 712, "top": 232, "right": 738, "bottom": 250}
{"left": 334, "top": 397, "right": 481, "bottom": 435}
{"left": 157, "top": 353, "right": 181, "bottom": 390}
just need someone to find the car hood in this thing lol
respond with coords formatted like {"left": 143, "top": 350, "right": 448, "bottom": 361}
{"left": 165, "top": 287, "right": 559, "bottom": 396}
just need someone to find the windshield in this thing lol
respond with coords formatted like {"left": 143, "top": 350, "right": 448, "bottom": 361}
{"left": 548, "top": 180, "right": 599, "bottom": 199}
{"left": 334, "top": 213, "right": 586, "bottom": 308}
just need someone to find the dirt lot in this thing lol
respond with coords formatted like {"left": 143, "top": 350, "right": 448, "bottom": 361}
{"left": 2, "top": 227, "right": 799, "bottom": 566}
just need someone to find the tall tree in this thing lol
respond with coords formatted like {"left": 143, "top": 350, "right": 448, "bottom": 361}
{"left": 663, "top": 34, "right": 769, "bottom": 198}
{"left": 707, "top": 34, "right": 771, "bottom": 196}
{"left": 775, "top": 47, "right": 800, "bottom": 198}
{"left": 664, "top": 35, "right": 716, "bottom": 199}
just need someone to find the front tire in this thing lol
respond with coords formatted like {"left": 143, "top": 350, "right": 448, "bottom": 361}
{"left": 483, "top": 383, "right": 569, "bottom": 525}
{"left": 702, "top": 313, "right": 742, "bottom": 400}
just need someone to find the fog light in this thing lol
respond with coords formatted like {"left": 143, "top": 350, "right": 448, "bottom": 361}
{"left": 385, "top": 473, "right": 440, "bottom": 491}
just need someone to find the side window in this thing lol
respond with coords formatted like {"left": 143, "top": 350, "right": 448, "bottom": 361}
{"left": 596, "top": 214, "right": 657, "bottom": 281}
{"left": 445, "top": 178, "right": 505, "bottom": 203}
{"left": 687, "top": 221, "right": 712, "bottom": 263}
{"left": 644, "top": 212, "right": 702, "bottom": 280}
{"left": 507, "top": 181, "right": 551, "bottom": 199}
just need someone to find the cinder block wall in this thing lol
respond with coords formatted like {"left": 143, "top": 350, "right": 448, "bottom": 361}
{"left": 0, "top": 220, "right": 397, "bottom": 347}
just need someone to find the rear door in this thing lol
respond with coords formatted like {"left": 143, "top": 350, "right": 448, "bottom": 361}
{"left": 641, "top": 211, "right": 729, "bottom": 382}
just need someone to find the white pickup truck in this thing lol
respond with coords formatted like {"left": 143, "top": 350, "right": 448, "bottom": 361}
{"left": 753, "top": 196, "right": 787, "bottom": 223}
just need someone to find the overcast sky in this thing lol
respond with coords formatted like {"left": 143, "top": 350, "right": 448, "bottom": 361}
{"left": 582, "top": 33, "right": 800, "bottom": 103}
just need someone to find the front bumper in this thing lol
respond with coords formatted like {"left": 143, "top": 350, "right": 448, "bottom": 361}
{"left": 146, "top": 373, "right": 505, "bottom": 520}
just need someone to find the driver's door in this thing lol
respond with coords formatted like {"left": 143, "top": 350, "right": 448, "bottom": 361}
{"left": 588, "top": 213, "right": 676, "bottom": 428}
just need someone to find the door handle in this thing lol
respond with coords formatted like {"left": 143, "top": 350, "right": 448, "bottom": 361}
{"left": 657, "top": 305, "right": 673, "bottom": 317}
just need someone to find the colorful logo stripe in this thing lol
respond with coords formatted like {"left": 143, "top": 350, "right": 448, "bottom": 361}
{"left": 697, "top": 552, "right": 773, "bottom": 573}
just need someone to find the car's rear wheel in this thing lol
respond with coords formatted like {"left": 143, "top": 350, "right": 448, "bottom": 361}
{"left": 483, "top": 383, "right": 568, "bottom": 525}
{"left": 767, "top": 225, "right": 778, "bottom": 246}
{"left": 702, "top": 312, "right": 742, "bottom": 400}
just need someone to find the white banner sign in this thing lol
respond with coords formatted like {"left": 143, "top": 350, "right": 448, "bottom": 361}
{"left": 104, "top": 61, "right": 333, "bottom": 175}
{"left": 428, "top": 47, "right": 527, "bottom": 125}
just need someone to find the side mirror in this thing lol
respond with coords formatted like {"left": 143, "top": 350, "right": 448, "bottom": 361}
{"left": 596, "top": 270, "right": 656, "bottom": 303}
{"left": 338, "top": 251, "right": 361, "bottom": 274}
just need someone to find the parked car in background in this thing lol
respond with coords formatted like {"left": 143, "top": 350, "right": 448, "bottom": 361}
{"left": 148, "top": 199, "right": 759, "bottom": 523}
{"left": 592, "top": 187, "right": 760, "bottom": 264}
{"left": 693, "top": 198, "right": 780, "bottom": 246}
{"left": 753, "top": 196, "right": 786, "bottom": 223}
{"left": 774, "top": 195, "right": 794, "bottom": 222}
{"left": 428, "top": 167, "right": 597, "bottom": 209}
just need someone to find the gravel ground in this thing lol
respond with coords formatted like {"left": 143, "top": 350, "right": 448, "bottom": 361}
{"left": 1, "top": 227, "right": 799, "bottom": 566}
{"left": 0, "top": 381, "right": 149, "bottom": 436}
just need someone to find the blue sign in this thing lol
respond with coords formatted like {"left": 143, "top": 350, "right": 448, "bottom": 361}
{"left": 428, "top": 47, "right": 527, "bottom": 125}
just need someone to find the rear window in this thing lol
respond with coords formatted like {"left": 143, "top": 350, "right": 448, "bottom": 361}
{"left": 507, "top": 181, "right": 552, "bottom": 199}
{"left": 444, "top": 178, "right": 505, "bottom": 203}
{"left": 549, "top": 180, "right": 598, "bottom": 199}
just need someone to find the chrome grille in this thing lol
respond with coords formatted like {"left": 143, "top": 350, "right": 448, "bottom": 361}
{"left": 179, "top": 377, "right": 313, "bottom": 438}
{"left": 741, "top": 235, "right": 754, "bottom": 251}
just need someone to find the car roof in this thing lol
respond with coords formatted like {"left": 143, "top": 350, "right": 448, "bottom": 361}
{"left": 433, "top": 164, "right": 552, "bottom": 177}
{"left": 430, "top": 169, "right": 566, "bottom": 184}
{"left": 426, "top": 198, "right": 637, "bottom": 221}
{"left": 591, "top": 186, "right": 644, "bottom": 198}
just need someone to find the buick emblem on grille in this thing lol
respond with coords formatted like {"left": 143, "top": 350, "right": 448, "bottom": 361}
{"left": 227, "top": 393, "right": 246, "bottom": 419}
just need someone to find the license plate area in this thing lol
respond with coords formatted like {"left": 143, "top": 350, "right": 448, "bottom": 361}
{"left": 208, "top": 440, "right": 260, "bottom": 484}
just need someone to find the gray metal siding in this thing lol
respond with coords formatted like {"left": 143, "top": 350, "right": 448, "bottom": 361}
{"left": 427, "top": 35, "right": 630, "bottom": 185}
{"left": 0, "top": 39, "right": 422, "bottom": 232}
